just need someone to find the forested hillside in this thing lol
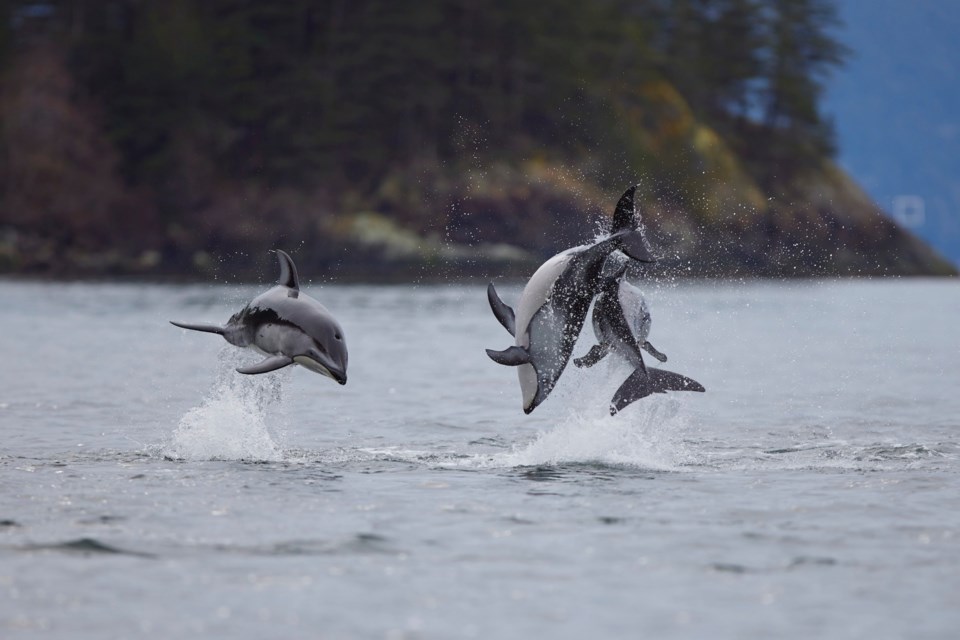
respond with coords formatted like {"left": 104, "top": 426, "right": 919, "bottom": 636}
{"left": 0, "top": 0, "right": 953, "bottom": 278}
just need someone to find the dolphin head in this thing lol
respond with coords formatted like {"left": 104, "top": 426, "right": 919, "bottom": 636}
{"left": 296, "top": 326, "right": 348, "bottom": 385}
{"left": 285, "top": 318, "right": 348, "bottom": 385}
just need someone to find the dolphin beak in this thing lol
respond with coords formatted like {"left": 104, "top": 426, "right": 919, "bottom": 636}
{"left": 317, "top": 360, "right": 347, "bottom": 385}
{"left": 330, "top": 367, "right": 347, "bottom": 386}
{"left": 321, "top": 354, "right": 348, "bottom": 385}
{"left": 294, "top": 353, "right": 348, "bottom": 385}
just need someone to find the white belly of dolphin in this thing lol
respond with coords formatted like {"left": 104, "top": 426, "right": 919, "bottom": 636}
{"left": 617, "top": 280, "right": 652, "bottom": 344}
{"left": 512, "top": 247, "right": 581, "bottom": 410}
{"left": 513, "top": 248, "right": 578, "bottom": 345}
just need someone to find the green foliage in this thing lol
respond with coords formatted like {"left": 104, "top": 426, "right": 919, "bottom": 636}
{"left": 2, "top": 0, "right": 847, "bottom": 189}
{"left": 0, "top": 0, "right": 853, "bottom": 271}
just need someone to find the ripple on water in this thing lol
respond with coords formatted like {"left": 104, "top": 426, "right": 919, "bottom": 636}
{"left": 18, "top": 537, "right": 153, "bottom": 558}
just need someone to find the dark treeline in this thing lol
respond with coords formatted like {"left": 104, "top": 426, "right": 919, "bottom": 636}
{"left": 7, "top": 0, "right": 929, "bottom": 278}
{"left": 21, "top": 1, "right": 843, "bottom": 178}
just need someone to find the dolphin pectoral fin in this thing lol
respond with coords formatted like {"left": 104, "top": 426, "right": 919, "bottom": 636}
{"left": 485, "top": 346, "right": 531, "bottom": 367}
{"left": 609, "top": 367, "right": 704, "bottom": 414}
{"left": 170, "top": 321, "right": 225, "bottom": 335}
{"left": 642, "top": 341, "right": 668, "bottom": 363}
{"left": 236, "top": 355, "right": 294, "bottom": 375}
{"left": 487, "top": 282, "right": 516, "bottom": 336}
{"left": 574, "top": 344, "right": 609, "bottom": 368}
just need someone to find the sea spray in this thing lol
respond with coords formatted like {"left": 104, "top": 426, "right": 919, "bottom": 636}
{"left": 480, "top": 360, "right": 696, "bottom": 470}
{"left": 166, "top": 347, "right": 289, "bottom": 461}
{"left": 487, "top": 398, "right": 691, "bottom": 470}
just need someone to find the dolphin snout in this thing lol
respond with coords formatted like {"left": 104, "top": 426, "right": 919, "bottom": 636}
{"left": 330, "top": 367, "right": 347, "bottom": 386}
{"left": 300, "top": 348, "right": 348, "bottom": 385}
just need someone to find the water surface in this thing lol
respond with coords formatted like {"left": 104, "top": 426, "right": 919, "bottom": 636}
{"left": 1, "top": 278, "right": 958, "bottom": 639}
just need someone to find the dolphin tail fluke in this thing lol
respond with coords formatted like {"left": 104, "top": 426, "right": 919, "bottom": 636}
{"left": 486, "top": 346, "right": 531, "bottom": 366}
{"left": 236, "top": 355, "right": 293, "bottom": 375}
{"left": 647, "top": 367, "right": 705, "bottom": 394}
{"left": 610, "top": 184, "right": 656, "bottom": 263}
{"left": 610, "top": 367, "right": 705, "bottom": 415}
{"left": 170, "top": 320, "right": 226, "bottom": 335}
{"left": 611, "top": 185, "right": 639, "bottom": 234}
{"left": 487, "top": 282, "right": 516, "bottom": 336}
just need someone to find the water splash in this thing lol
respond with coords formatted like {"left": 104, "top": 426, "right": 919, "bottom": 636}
{"left": 472, "top": 360, "right": 696, "bottom": 470}
{"left": 487, "top": 397, "right": 691, "bottom": 470}
{"left": 165, "top": 347, "right": 289, "bottom": 462}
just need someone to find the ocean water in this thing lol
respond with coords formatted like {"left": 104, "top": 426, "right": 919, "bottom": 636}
{"left": 1, "top": 277, "right": 958, "bottom": 639}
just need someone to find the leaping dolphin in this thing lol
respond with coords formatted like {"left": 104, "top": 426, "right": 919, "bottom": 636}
{"left": 575, "top": 255, "right": 704, "bottom": 414}
{"left": 170, "top": 250, "right": 348, "bottom": 384}
{"left": 485, "top": 185, "right": 657, "bottom": 413}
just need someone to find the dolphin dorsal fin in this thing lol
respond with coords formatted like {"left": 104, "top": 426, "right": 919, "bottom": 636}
{"left": 611, "top": 185, "right": 640, "bottom": 234}
{"left": 274, "top": 249, "right": 300, "bottom": 294}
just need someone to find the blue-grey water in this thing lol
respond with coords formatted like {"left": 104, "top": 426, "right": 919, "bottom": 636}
{"left": 1, "top": 278, "right": 958, "bottom": 639}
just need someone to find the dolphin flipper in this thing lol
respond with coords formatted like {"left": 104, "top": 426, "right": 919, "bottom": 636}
{"left": 170, "top": 321, "right": 225, "bottom": 335}
{"left": 486, "top": 346, "right": 531, "bottom": 366}
{"left": 642, "top": 341, "right": 668, "bottom": 363}
{"left": 610, "top": 367, "right": 705, "bottom": 415}
{"left": 236, "top": 355, "right": 294, "bottom": 375}
{"left": 487, "top": 283, "right": 516, "bottom": 336}
{"left": 574, "top": 344, "right": 610, "bottom": 368}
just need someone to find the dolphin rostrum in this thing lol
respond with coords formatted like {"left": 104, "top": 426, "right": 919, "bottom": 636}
{"left": 171, "top": 250, "right": 348, "bottom": 384}
{"left": 575, "top": 255, "right": 704, "bottom": 414}
{"left": 485, "top": 185, "right": 657, "bottom": 413}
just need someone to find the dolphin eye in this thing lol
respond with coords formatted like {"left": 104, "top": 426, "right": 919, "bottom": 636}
{"left": 334, "top": 333, "right": 342, "bottom": 341}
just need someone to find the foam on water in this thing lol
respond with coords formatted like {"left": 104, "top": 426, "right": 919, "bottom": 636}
{"left": 483, "top": 397, "right": 691, "bottom": 470}
{"left": 165, "top": 347, "right": 288, "bottom": 462}
{"left": 466, "top": 359, "right": 698, "bottom": 470}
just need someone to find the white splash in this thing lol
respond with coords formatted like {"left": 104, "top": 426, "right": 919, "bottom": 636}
{"left": 479, "top": 361, "right": 696, "bottom": 471}
{"left": 166, "top": 348, "right": 289, "bottom": 462}
{"left": 489, "top": 399, "right": 690, "bottom": 470}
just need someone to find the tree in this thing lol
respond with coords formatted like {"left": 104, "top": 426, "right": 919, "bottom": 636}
{"left": 763, "top": 0, "right": 848, "bottom": 154}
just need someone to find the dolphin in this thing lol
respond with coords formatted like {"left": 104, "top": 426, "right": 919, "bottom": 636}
{"left": 485, "top": 185, "right": 657, "bottom": 413}
{"left": 170, "top": 250, "right": 348, "bottom": 384}
{"left": 574, "top": 256, "right": 704, "bottom": 414}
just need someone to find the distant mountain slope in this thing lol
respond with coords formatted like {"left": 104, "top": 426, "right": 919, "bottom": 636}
{"left": 389, "top": 82, "right": 955, "bottom": 279}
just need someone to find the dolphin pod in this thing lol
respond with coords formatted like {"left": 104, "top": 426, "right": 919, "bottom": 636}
{"left": 168, "top": 185, "right": 702, "bottom": 417}
{"left": 171, "top": 250, "right": 348, "bottom": 384}
{"left": 485, "top": 185, "right": 705, "bottom": 413}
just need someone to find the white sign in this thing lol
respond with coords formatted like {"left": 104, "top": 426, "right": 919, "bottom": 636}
{"left": 891, "top": 195, "right": 925, "bottom": 228}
